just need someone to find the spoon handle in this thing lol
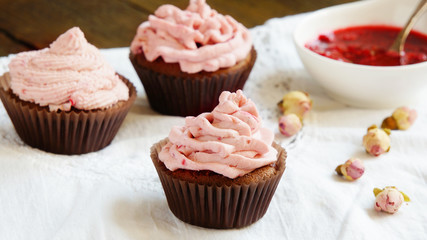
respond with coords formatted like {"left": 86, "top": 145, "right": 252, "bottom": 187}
{"left": 390, "top": 0, "right": 427, "bottom": 53}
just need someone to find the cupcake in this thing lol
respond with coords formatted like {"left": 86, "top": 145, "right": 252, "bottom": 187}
{"left": 0, "top": 27, "right": 136, "bottom": 155}
{"left": 151, "top": 90, "right": 286, "bottom": 229}
{"left": 130, "top": 0, "right": 257, "bottom": 117}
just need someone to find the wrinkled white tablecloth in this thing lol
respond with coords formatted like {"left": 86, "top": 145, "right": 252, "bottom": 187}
{"left": 1, "top": 13, "right": 426, "bottom": 240}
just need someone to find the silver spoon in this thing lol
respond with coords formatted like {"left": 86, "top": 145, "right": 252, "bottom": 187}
{"left": 390, "top": 0, "right": 427, "bottom": 54}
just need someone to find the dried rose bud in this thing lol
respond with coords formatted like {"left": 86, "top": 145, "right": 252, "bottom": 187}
{"left": 374, "top": 186, "right": 410, "bottom": 214}
{"left": 335, "top": 158, "right": 365, "bottom": 181}
{"left": 381, "top": 107, "right": 417, "bottom": 130}
{"left": 279, "top": 114, "right": 302, "bottom": 137}
{"left": 278, "top": 91, "right": 312, "bottom": 120}
{"left": 363, "top": 125, "right": 391, "bottom": 157}
{"left": 392, "top": 107, "right": 417, "bottom": 130}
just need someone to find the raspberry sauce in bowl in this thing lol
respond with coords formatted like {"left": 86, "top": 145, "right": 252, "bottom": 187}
{"left": 293, "top": 0, "right": 427, "bottom": 108}
{"left": 305, "top": 25, "right": 427, "bottom": 66}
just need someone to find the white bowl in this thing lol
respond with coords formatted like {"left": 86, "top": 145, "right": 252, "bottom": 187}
{"left": 293, "top": 0, "right": 427, "bottom": 108}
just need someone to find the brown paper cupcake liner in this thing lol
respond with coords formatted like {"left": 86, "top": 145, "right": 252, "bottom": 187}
{"left": 130, "top": 47, "right": 257, "bottom": 117}
{"left": 151, "top": 138, "right": 286, "bottom": 229}
{"left": 0, "top": 72, "right": 136, "bottom": 155}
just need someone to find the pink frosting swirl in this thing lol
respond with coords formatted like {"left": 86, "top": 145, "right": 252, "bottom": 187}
{"left": 130, "top": 0, "right": 252, "bottom": 74}
{"left": 159, "top": 90, "right": 278, "bottom": 179}
{"left": 9, "top": 27, "right": 129, "bottom": 111}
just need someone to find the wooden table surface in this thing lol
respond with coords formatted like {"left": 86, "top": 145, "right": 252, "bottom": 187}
{"left": 0, "top": 0, "right": 357, "bottom": 56}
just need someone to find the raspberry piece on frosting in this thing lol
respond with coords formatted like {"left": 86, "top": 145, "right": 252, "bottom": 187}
{"left": 374, "top": 186, "right": 410, "bottom": 214}
{"left": 362, "top": 125, "right": 391, "bottom": 157}
{"left": 278, "top": 114, "right": 302, "bottom": 137}
{"left": 335, "top": 158, "right": 365, "bottom": 181}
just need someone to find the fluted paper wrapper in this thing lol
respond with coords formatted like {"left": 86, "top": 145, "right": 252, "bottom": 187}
{"left": 0, "top": 72, "right": 136, "bottom": 155}
{"left": 130, "top": 48, "right": 257, "bottom": 117}
{"left": 151, "top": 138, "right": 286, "bottom": 229}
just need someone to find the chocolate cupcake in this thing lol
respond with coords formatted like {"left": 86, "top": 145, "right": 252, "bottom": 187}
{"left": 151, "top": 90, "right": 286, "bottom": 229}
{"left": 130, "top": 0, "right": 257, "bottom": 117}
{"left": 0, "top": 27, "right": 136, "bottom": 155}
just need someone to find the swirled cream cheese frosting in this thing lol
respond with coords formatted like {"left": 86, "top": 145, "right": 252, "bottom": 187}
{"left": 8, "top": 27, "right": 129, "bottom": 112}
{"left": 130, "top": 0, "right": 252, "bottom": 74}
{"left": 159, "top": 90, "right": 278, "bottom": 179}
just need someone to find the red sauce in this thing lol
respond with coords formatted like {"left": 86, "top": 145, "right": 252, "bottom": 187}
{"left": 305, "top": 25, "right": 427, "bottom": 66}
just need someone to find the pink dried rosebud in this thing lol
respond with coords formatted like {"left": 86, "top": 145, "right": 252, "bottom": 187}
{"left": 335, "top": 158, "right": 365, "bottom": 181}
{"left": 374, "top": 186, "right": 410, "bottom": 214}
{"left": 392, "top": 107, "right": 417, "bottom": 130}
{"left": 279, "top": 114, "right": 302, "bottom": 137}
{"left": 278, "top": 91, "right": 312, "bottom": 120}
{"left": 382, "top": 107, "right": 417, "bottom": 130}
{"left": 363, "top": 125, "right": 391, "bottom": 157}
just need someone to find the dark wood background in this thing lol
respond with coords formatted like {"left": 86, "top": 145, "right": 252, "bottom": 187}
{"left": 0, "top": 0, "right": 357, "bottom": 56}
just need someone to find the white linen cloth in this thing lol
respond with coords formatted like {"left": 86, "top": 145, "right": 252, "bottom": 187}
{"left": 1, "top": 13, "right": 426, "bottom": 240}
